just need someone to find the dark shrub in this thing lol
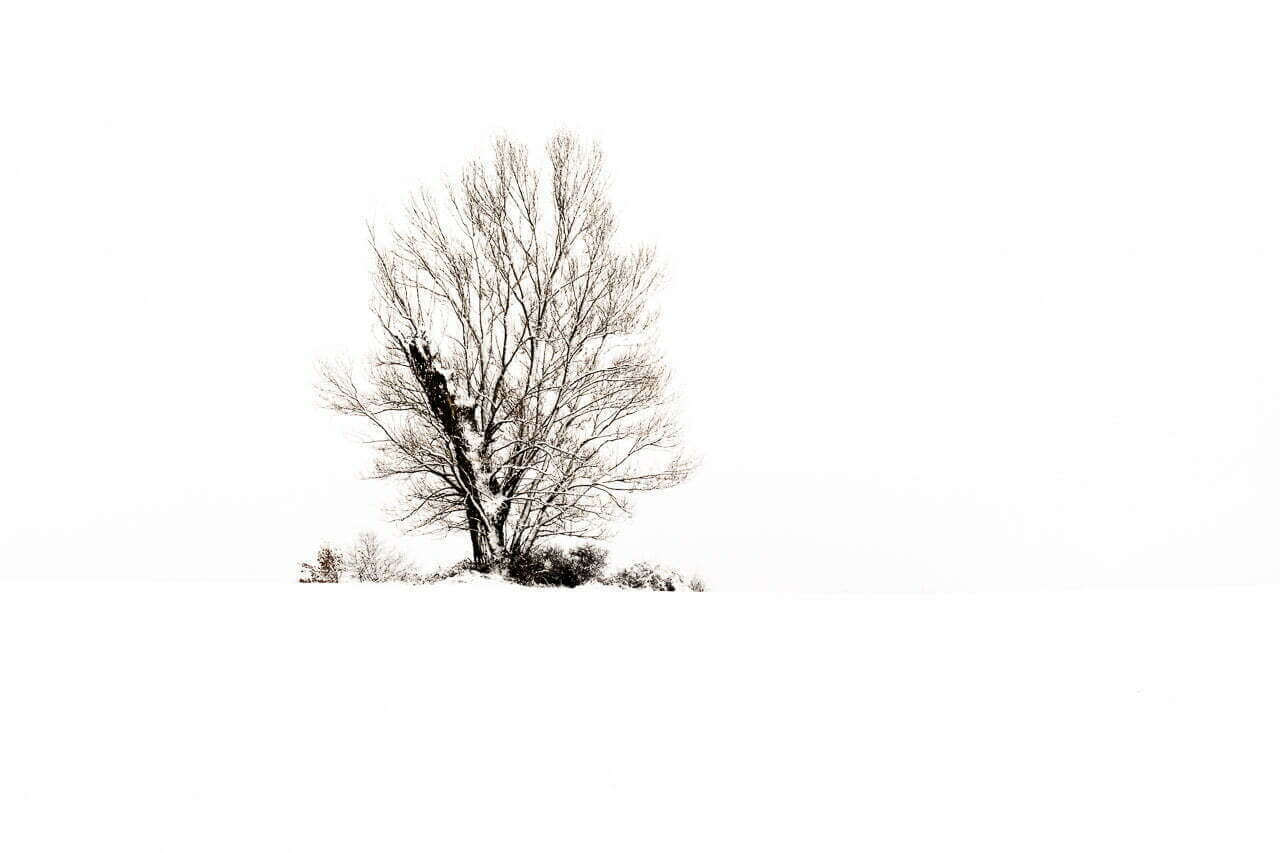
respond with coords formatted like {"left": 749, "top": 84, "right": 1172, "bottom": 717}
{"left": 503, "top": 545, "right": 606, "bottom": 588}
{"left": 569, "top": 544, "right": 609, "bottom": 575}
{"left": 603, "top": 562, "right": 674, "bottom": 590}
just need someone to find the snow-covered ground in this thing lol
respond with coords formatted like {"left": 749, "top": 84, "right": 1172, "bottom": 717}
{"left": 3, "top": 582, "right": 1278, "bottom": 852}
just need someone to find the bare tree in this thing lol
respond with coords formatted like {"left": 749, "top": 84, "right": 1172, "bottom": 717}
{"left": 321, "top": 132, "right": 693, "bottom": 571}
{"left": 344, "top": 531, "right": 414, "bottom": 582}
{"left": 299, "top": 545, "right": 343, "bottom": 583}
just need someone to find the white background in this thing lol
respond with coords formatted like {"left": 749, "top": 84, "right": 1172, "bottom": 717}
{"left": 3, "top": 583, "right": 1279, "bottom": 851}
{"left": 3, "top": 2, "right": 1280, "bottom": 849}
{"left": 4, "top": 0, "right": 1280, "bottom": 590}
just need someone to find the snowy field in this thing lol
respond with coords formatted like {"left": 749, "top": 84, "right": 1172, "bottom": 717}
{"left": 2, "top": 582, "right": 1278, "bottom": 852}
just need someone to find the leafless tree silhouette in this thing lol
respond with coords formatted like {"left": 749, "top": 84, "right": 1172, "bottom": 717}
{"left": 321, "top": 132, "right": 693, "bottom": 571}
{"left": 345, "top": 531, "right": 415, "bottom": 582}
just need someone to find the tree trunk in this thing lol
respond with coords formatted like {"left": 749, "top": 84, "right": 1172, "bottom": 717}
{"left": 467, "top": 504, "right": 505, "bottom": 571}
{"left": 402, "top": 335, "right": 509, "bottom": 571}
{"left": 466, "top": 510, "right": 488, "bottom": 567}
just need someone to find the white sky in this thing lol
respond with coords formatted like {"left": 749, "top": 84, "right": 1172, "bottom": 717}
{"left": 3, "top": 1, "right": 1278, "bottom": 590}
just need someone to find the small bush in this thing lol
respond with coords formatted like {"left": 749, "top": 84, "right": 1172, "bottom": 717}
{"left": 602, "top": 561, "right": 705, "bottom": 592}
{"left": 503, "top": 545, "right": 605, "bottom": 588}
{"left": 345, "top": 531, "right": 418, "bottom": 582}
{"left": 299, "top": 545, "right": 343, "bottom": 583}
{"left": 413, "top": 563, "right": 471, "bottom": 585}
{"left": 569, "top": 543, "right": 609, "bottom": 575}
{"left": 299, "top": 534, "right": 421, "bottom": 583}
{"left": 447, "top": 557, "right": 483, "bottom": 576}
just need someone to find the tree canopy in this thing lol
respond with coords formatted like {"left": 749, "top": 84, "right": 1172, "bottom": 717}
{"left": 321, "top": 132, "right": 692, "bottom": 566}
